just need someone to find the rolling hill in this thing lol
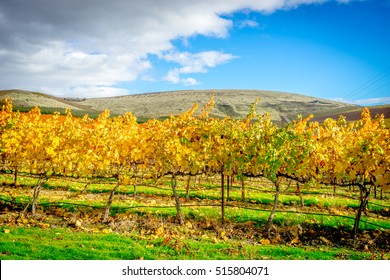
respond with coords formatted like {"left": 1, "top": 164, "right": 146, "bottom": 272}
{"left": 0, "top": 89, "right": 101, "bottom": 117}
{"left": 2, "top": 89, "right": 388, "bottom": 125}
{"left": 78, "top": 89, "right": 351, "bottom": 121}
{"left": 308, "top": 105, "right": 390, "bottom": 123}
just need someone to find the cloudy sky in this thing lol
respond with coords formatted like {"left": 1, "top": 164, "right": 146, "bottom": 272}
{"left": 0, "top": 0, "right": 389, "bottom": 105}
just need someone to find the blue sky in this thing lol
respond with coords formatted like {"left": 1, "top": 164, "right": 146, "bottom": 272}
{"left": 0, "top": 0, "right": 389, "bottom": 105}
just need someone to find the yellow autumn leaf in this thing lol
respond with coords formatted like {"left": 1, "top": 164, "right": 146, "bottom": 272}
{"left": 320, "top": 236, "right": 331, "bottom": 244}
{"left": 260, "top": 239, "right": 271, "bottom": 245}
{"left": 122, "top": 176, "right": 130, "bottom": 185}
{"left": 290, "top": 237, "right": 300, "bottom": 245}
{"left": 38, "top": 223, "right": 51, "bottom": 229}
{"left": 185, "top": 222, "right": 193, "bottom": 229}
{"left": 75, "top": 219, "right": 83, "bottom": 228}
{"left": 154, "top": 226, "right": 164, "bottom": 237}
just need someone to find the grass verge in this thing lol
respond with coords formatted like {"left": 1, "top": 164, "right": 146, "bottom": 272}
{"left": 1, "top": 226, "right": 387, "bottom": 260}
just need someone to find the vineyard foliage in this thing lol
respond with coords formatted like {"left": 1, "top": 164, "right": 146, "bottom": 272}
{"left": 0, "top": 98, "right": 389, "bottom": 232}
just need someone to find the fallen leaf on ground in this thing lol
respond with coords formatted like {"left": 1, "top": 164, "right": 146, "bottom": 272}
{"left": 185, "top": 222, "right": 193, "bottom": 229}
{"left": 75, "top": 219, "right": 83, "bottom": 228}
{"left": 154, "top": 226, "right": 164, "bottom": 236}
{"left": 260, "top": 239, "right": 271, "bottom": 245}
{"left": 102, "top": 228, "right": 112, "bottom": 234}
{"left": 320, "top": 236, "right": 331, "bottom": 245}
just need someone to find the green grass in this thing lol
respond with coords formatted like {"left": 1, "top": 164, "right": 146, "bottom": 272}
{"left": 1, "top": 174, "right": 389, "bottom": 231}
{"left": 2, "top": 192, "right": 387, "bottom": 233}
{"left": 1, "top": 173, "right": 389, "bottom": 260}
{"left": 0, "top": 226, "right": 386, "bottom": 260}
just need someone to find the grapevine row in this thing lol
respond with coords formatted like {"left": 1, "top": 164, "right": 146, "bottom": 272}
{"left": 0, "top": 98, "right": 389, "bottom": 237}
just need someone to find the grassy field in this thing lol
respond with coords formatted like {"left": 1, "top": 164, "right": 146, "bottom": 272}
{"left": 1, "top": 174, "right": 389, "bottom": 260}
{"left": 1, "top": 226, "right": 384, "bottom": 260}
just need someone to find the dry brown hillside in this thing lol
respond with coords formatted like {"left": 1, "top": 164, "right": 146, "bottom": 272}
{"left": 1, "top": 89, "right": 357, "bottom": 123}
{"left": 309, "top": 105, "right": 390, "bottom": 123}
{"left": 78, "top": 89, "right": 352, "bottom": 122}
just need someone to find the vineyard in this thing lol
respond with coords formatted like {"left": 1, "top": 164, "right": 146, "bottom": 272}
{"left": 0, "top": 97, "right": 389, "bottom": 260}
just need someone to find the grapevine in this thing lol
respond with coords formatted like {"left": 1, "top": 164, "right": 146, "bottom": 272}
{"left": 0, "top": 98, "right": 388, "bottom": 237}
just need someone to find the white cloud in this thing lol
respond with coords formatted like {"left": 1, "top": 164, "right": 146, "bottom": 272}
{"left": 332, "top": 96, "right": 390, "bottom": 105}
{"left": 238, "top": 19, "right": 260, "bottom": 28}
{"left": 162, "top": 51, "right": 236, "bottom": 85}
{"left": 141, "top": 75, "right": 157, "bottom": 82}
{"left": 164, "top": 68, "right": 182, "bottom": 84}
{"left": 182, "top": 77, "right": 199, "bottom": 86}
{"left": 164, "top": 68, "right": 200, "bottom": 86}
{"left": 64, "top": 86, "right": 130, "bottom": 98}
{"left": 0, "top": 0, "right": 328, "bottom": 97}
{"left": 0, "top": 41, "right": 150, "bottom": 95}
{"left": 336, "top": 0, "right": 353, "bottom": 4}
